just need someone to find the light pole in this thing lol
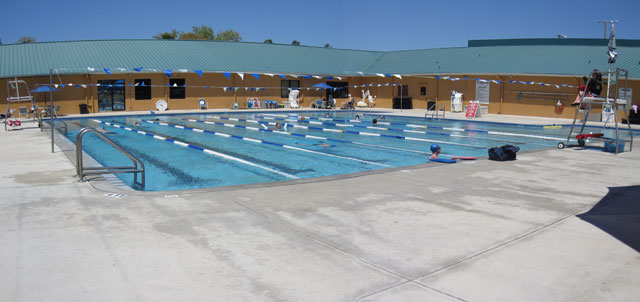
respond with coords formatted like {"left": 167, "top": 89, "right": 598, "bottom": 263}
{"left": 598, "top": 20, "right": 618, "bottom": 39}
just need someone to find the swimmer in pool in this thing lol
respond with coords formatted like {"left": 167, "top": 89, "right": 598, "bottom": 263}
{"left": 274, "top": 122, "right": 282, "bottom": 129}
{"left": 372, "top": 118, "right": 378, "bottom": 125}
{"left": 296, "top": 141, "right": 334, "bottom": 148}
{"left": 429, "top": 144, "right": 440, "bottom": 159}
{"left": 134, "top": 121, "right": 141, "bottom": 126}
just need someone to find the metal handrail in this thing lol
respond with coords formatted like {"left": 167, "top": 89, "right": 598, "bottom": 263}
{"left": 76, "top": 127, "right": 145, "bottom": 188}
{"left": 41, "top": 118, "right": 68, "bottom": 135}
{"left": 426, "top": 104, "right": 445, "bottom": 119}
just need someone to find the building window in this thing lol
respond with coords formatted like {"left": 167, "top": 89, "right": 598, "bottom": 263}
{"left": 420, "top": 86, "right": 426, "bottom": 96}
{"left": 170, "top": 79, "right": 185, "bottom": 99}
{"left": 398, "top": 85, "right": 409, "bottom": 97}
{"left": 97, "top": 79, "right": 125, "bottom": 112}
{"left": 326, "top": 81, "right": 349, "bottom": 99}
{"left": 135, "top": 79, "right": 151, "bottom": 100}
{"left": 281, "top": 80, "right": 300, "bottom": 98}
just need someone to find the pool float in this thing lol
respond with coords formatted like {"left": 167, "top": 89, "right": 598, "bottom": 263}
{"left": 429, "top": 158, "right": 456, "bottom": 163}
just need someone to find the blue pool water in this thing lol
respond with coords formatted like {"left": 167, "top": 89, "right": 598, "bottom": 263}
{"left": 61, "top": 111, "right": 635, "bottom": 191}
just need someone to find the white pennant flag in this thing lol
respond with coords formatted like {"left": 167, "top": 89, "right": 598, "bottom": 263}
{"left": 376, "top": 73, "right": 385, "bottom": 77}
{"left": 313, "top": 76, "right": 323, "bottom": 79}
{"left": 334, "top": 77, "right": 342, "bottom": 80}
{"left": 173, "top": 83, "right": 178, "bottom": 87}
{"left": 237, "top": 73, "right": 244, "bottom": 80}
{"left": 223, "top": 87, "right": 227, "bottom": 92}
{"left": 289, "top": 74, "right": 298, "bottom": 78}
{"left": 245, "top": 87, "right": 249, "bottom": 91}
{"left": 81, "top": 84, "right": 87, "bottom": 88}
{"left": 177, "top": 69, "right": 188, "bottom": 73}
{"left": 393, "top": 74, "right": 402, "bottom": 79}
{"left": 357, "top": 71, "right": 364, "bottom": 75}
{"left": 54, "top": 84, "right": 59, "bottom": 88}
{"left": 87, "top": 67, "right": 95, "bottom": 72}
{"left": 265, "top": 73, "right": 274, "bottom": 77}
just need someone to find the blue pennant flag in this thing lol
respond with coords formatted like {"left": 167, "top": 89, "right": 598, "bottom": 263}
{"left": 302, "top": 75, "right": 312, "bottom": 79}
{"left": 128, "top": 83, "right": 132, "bottom": 86}
{"left": 261, "top": 88, "right": 265, "bottom": 91}
{"left": 194, "top": 70, "right": 203, "bottom": 77}
{"left": 104, "top": 68, "right": 111, "bottom": 75}
{"left": 252, "top": 73, "right": 260, "bottom": 80}
{"left": 163, "top": 69, "right": 172, "bottom": 77}
{"left": 204, "top": 86, "right": 208, "bottom": 89}
{"left": 75, "top": 85, "right": 79, "bottom": 88}
{"left": 325, "top": 76, "right": 333, "bottom": 80}
{"left": 385, "top": 74, "right": 392, "bottom": 77}
{"left": 223, "top": 72, "right": 231, "bottom": 80}
{"left": 133, "top": 67, "right": 143, "bottom": 72}
{"left": 278, "top": 74, "right": 286, "bottom": 79}
{"left": 434, "top": 75, "right": 440, "bottom": 79}
{"left": 250, "top": 88, "right": 255, "bottom": 92}
{"left": 167, "top": 83, "right": 171, "bottom": 87}
{"left": 61, "top": 84, "right": 66, "bottom": 88}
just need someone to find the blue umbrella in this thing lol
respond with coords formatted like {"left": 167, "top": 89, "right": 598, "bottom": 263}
{"left": 312, "top": 83, "right": 333, "bottom": 89}
{"left": 31, "top": 86, "right": 59, "bottom": 93}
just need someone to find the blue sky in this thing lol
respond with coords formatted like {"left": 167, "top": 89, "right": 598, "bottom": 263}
{"left": 1, "top": 0, "right": 638, "bottom": 50}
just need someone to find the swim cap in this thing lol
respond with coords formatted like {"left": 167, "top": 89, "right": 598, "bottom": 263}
{"left": 430, "top": 144, "right": 440, "bottom": 153}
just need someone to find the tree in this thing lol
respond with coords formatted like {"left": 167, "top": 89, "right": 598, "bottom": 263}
{"left": 324, "top": 43, "right": 332, "bottom": 48}
{"left": 264, "top": 38, "right": 273, "bottom": 44}
{"left": 291, "top": 40, "right": 300, "bottom": 46}
{"left": 215, "top": 30, "right": 241, "bottom": 42}
{"left": 17, "top": 36, "right": 36, "bottom": 43}
{"left": 153, "top": 29, "right": 181, "bottom": 40}
{"left": 153, "top": 26, "right": 241, "bottom": 42}
{"left": 191, "top": 25, "right": 215, "bottom": 40}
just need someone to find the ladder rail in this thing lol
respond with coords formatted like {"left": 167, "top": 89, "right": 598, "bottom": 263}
{"left": 75, "top": 127, "right": 145, "bottom": 188}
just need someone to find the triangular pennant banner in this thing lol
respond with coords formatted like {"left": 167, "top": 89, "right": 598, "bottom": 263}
{"left": 278, "top": 74, "right": 286, "bottom": 79}
{"left": 251, "top": 73, "right": 260, "bottom": 80}
{"left": 194, "top": 70, "right": 203, "bottom": 77}
{"left": 163, "top": 69, "right": 172, "bottom": 77}
{"left": 237, "top": 73, "right": 244, "bottom": 80}
{"left": 104, "top": 68, "right": 111, "bottom": 75}
{"left": 133, "top": 67, "right": 143, "bottom": 72}
{"left": 223, "top": 72, "right": 231, "bottom": 80}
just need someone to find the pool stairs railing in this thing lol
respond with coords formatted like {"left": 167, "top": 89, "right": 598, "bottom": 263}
{"left": 75, "top": 127, "right": 145, "bottom": 189}
{"left": 426, "top": 103, "right": 446, "bottom": 119}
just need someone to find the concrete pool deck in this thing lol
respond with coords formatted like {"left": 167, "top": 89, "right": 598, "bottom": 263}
{"left": 1, "top": 112, "right": 639, "bottom": 302}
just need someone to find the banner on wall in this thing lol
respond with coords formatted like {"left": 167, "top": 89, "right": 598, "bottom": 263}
{"left": 476, "top": 81, "right": 490, "bottom": 104}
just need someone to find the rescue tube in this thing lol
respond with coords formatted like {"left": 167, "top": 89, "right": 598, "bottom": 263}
{"left": 430, "top": 158, "right": 456, "bottom": 163}
{"left": 450, "top": 156, "right": 476, "bottom": 160}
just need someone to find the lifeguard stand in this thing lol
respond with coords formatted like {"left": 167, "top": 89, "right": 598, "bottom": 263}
{"left": 5, "top": 78, "right": 38, "bottom": 131}
{"left": 562, "top": 68, "right": 633, "bottom": 154}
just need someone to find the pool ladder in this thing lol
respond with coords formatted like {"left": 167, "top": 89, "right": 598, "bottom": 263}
{"left": 426, "top": 103, "right": 446, "bottom": 119}
{"left": 76, "top": 127, "right": 145, "bottom": 188}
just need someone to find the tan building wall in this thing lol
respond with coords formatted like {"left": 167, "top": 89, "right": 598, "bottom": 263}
{"left": 2, "top": 73, "right": 638, "bottom": 122}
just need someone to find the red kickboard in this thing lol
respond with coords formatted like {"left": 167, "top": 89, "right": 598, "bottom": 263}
{"left": 451, "top": 156, "right": 477, "bottom": 160}
{"left": 576, "top": 133, "right": 604, "bottom": 139}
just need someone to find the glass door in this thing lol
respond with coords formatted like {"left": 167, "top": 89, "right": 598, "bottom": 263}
{"left": 98, "top": 79, "right": 125, "bottom": 111}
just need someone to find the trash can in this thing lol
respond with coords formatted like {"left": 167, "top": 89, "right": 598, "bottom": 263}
{"left": 79, "top": 104, "right": 89, "bottom": 114}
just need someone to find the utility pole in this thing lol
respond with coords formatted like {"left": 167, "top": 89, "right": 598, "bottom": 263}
{"left": 598, "top": 20, "right": 618, "bottom": 39}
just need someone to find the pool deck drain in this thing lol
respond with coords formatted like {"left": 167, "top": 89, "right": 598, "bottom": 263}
{"left": 1, "top": 112, "right": 639, "bottom": 302}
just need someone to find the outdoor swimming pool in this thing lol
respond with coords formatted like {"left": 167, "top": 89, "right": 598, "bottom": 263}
{"left": 60, "top": 111, "right": 633, "bottom": 191}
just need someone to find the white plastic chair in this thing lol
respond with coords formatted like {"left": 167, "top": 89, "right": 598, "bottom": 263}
{"left": 289, "top": 90, "right": 300, "bottom": 108}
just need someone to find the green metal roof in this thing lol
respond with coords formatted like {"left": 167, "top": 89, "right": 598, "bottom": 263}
{"left": 1, "top": 39, "right": 639, "bottom": 79}
{"left": 366, "top": 45, "right": 640, "bottom": 78}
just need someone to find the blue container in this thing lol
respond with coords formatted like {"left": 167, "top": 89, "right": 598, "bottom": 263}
{"left": 604, "top": 140, "right": 625, "bottom": 153}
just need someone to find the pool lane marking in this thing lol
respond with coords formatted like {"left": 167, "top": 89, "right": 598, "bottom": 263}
{"left": 91, "top": 119, "right": 298, "bottom": 179}
{"left": 210, "top": 115, "right": 487, "bottom": 149}
{"left": 253, "top": 114, "right": 536, "bottom": 145}
{"left": 260, "top": 113, "right": 567, "bottom": 142}
{"left": 148, "top": 119, "right": 391, "bottom": 168}
{"left": 184, "top": 117, "right": 434, "bottom": 155}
